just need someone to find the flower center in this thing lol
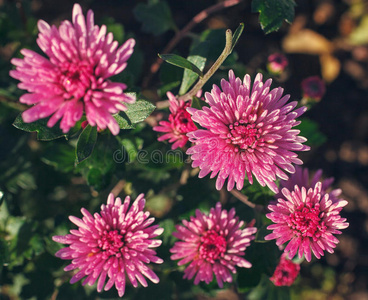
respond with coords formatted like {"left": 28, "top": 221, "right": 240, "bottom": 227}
{"left": 170, "top": 109, "right": 196, "bottom": 134}
{"left": 98, "top": 229, "right": 124, "bottom": 257}
{"left": 199, "top": 230, "right": 227, "bottom": 263}
{"left": 281, "top": 270, "right": 290, "bottom": 278}
{"left": 287, "top": 203, "right": 326, "bottom": 239}
{"left": 275, "top": 57, "right": 282, "bottom": 64}
{"left": 59, "top": 61, "right": 94, "bottom": 100}
{"left": 226, "top": 120, "right": 262, "bottom": 152}
{"left": 309, "top": 82, "right": 322, "bottom": 94}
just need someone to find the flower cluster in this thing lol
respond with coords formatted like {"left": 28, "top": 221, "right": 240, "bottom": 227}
{"left": 187, "top": 70, "right": 310, "bottom": 193}
{"left": 170, "top": 202, "right": 257, "bottom": 287}
{"left": 53, "top": 197, "right": 257, "bottom": 294}
{"left": 153, "top": 92, "right": 197, "bottom": 149}
{"left": 10, "top": 4, "right": 135, "bottom": 135}
{"left": 8, "top": 2, "right": 350, "bottom": 297}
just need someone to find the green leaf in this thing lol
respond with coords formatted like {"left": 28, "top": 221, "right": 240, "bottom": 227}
{"left": 179, "top": 42, "right": 209, "bottom": 95}
{"left": 75, "top": 125, "right": 97, "bottom": 164}
{"left": 0, "top": 238, "right": 9, "bottom": 274}
{"left": 200, "top": 29, "right": 226, "bottom": 61}
{"left": 241, "top": 180, "right": 276, "bottom": 205}
{"left": 159, "top": 60, "right": 183, "bottom": 96}
{"left": 159, "top": 219, "right": 176, "bottom": 246}
{"left": 255, "top": 224, "right": 272, "bottom": 243}
{"left": 159, "top": 54, "right": 204, "bottom": 78}
{"left": 13, "top": 113, "right": 67, "bottom": 141}
{"left": 41, "top": 143, "right": 76, "bottom": 172}
{"left": 143, "top": 144, "right": 185, "bottom": 171}
{"left": 7, "top": 172, "right": 37, "bottom": 191}
{"left": 113, "top": 112, "right": 135, "bottom": 130}
{"left": 251, "top": 0, "right": 296, "bottom": 34}
{"left": 133, "top": 1, "right": 175, "bottom": 36}
{"left": 230, "top": 23, "right": 244, "bottom": 53}
{"left": 157, "top": 81, "right": 181, "bottom": 98}
{"left": 7, "top": 219, "right": 45, "bottom": 268}
{"left": 87, "top": 168, "right": 104, "bottom": 190}
{"left": 125, "top": 99, "right": 156, "bottom": 123}
{"left": 248, "top": 274, "right": 291, "bottom": 300}
{"left": 114, "top": 99, "right": 156, "bottom": 130}
{"left": 75, "top": 134, "right": 116, "bottom": 191}
{"left": 0, "top": 190, "right": 4, "bottom": 207}
{"left": 191, "top": 96, "right": 208, "bottom": 110}
{"left": 120, "top": 138, "right": 138, "bottom": 163}
{"left": 102, "top": 17, "right": 125, "bottom": 43}
{"left": 296, "top": 118, "right": 326, "bottom": 147}
{"left": 237, "top": 242, "right": 280, "bottom": 290}
{"left": 179, "top": 54, "right": 207, "bottom": 95}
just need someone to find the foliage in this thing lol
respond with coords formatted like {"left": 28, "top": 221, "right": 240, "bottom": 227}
{"left": 0, "top": 0, "right": 347, "bottom": 299}
{"left": 252, "top": 0, "right": 296, "bottom": 34}
{"left": 13, "top": 114, "right": 69, "bottom": 141}
{"left": 133, "top": 0, "right": 176, "bottom": 35}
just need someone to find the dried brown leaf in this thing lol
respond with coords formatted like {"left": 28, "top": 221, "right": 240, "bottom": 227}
{"left": 320, "top": 53, "right": 341, "bottom": 83}
{"left": 282, "top": 29, "right": 333, "bottom": 55}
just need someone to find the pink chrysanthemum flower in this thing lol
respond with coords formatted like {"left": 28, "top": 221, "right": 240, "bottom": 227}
{"left": 301, "top": 76, "right": 326, "bottom": 102}
{"left": 276, "top": 166, "right": 342, "bottom": 203}
{"left": 267, "top": 53, "right": 288, "bottom": 75}
{"left": 52, "top": 193, "right": 163, "bottom": 297}
{"left": 270, "top": 253, "right": 300, "bottom": 286}
{"left": 170, "top": 202, "right": 257, "bottom": 287}
{"left": 265, "top": 182, "right": 349, "bottom": 262}
{"left": 153, "top": 92, "right": 197, "bottom": 149}
{"left": 187, "top": 70, "right": 310, "bottom": 193}
{"left": 10, "top": 4, "right": 135, "bottom": 135}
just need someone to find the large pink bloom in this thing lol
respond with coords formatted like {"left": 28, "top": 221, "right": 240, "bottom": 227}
{"left": 153, "top": 92, "right": 197, "bottom": 149}
{"left": 270, "top": 253, "right": 300, "bottom": 286}
{"left": 52, "top": 193, "right": 163, "bottom": 297}
{"left": 187, "top": 70, "right": 310, "bottom": 193}
{"left": 10, "top": 4, "right": 135, "bottom": 135}
{"left": 170, "top": 202, "right": 257, "bottom": 287}
{"left": 275, "top": 166, "right": 342, "bottom": 204}
{"left": 265, "top": 182, "right": 349, "bottom": 262}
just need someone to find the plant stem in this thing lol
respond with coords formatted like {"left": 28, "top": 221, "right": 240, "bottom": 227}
{"left": 110, "top": 179, "right": 126, "bottom": 197}
{"left": 229, "top": 189, "right": 256, "bottom": 208}
{"left": 179, "top": 29, "right": 233, "bottom": 101}
{"left": 0, "top": 96, "right": 28, "bottom": 111}
{"left": 142, "top": 0, "right": 244, "bottom": 88}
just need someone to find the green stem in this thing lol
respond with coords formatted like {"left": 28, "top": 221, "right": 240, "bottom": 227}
{"left": 179, "top": 29, "right": 233, "bottom": 101}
